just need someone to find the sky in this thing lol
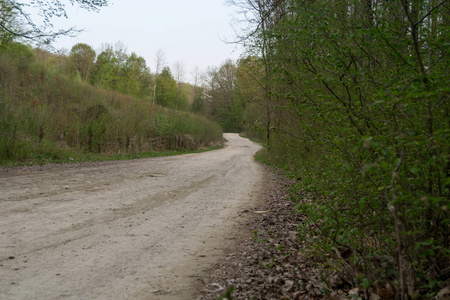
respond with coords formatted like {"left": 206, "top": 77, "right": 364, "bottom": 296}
{"left": 50, "top": 0, "right": 243, "bottom": 79}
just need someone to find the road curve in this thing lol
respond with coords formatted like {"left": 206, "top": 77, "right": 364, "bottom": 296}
{"left": 0, "top": 133, "right": 265, "bottom": 299}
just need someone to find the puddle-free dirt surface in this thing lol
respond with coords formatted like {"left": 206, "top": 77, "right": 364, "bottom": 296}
{"left": 0, "top": 133, "right": 266, "bottom": 299}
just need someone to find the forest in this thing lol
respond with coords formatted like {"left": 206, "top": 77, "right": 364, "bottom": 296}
{"left": 228, "top": 0, "right": 449, "bottom": 298}
{"left": 1, "top": 0, "right": 449, "bottom": 298}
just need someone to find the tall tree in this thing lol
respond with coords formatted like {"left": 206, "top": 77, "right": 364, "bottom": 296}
{"left": 119, "top": 52, "right": 152, "bottom": 98}
{"left": 173, "top": 60, "right": 188, "bottom": 110}
{"left": 205, "top": 59, "right": 243, "bottom": 132}
{"left": 152, "top": 49, "right": 166, "bottom": 105}
{"left": 91, "top": 44, "right": 152, "bottom": 99}
{"left": 155, "top": 67, "right": 177, "bottom": 108}
{"left": 69, "top": 43, "right": 96, "bottom": 81}
{"left": 91, "top": 44, "right": 120, "bottom": 90}
{"left": 191, "top": 66, "right": 204, "bottom": 113}
{"left": 226, "top": 0, "right": 284, "bottom": 145}
{"left": 235, "top": 56, "right": 266, "bottom": 138}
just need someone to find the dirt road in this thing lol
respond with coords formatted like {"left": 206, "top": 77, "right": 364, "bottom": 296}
{"left": 0, "top": 133, "right": 265, "bottom": 299}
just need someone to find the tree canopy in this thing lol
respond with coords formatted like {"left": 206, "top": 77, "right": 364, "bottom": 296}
{"left": 91, "top": 44, "right": 152, "bottom": 98}
{"left": 155, "top": 67, "right": 177, "bottom": 108}
{"left": 69, "top": 43, "right": 96, "bottom": 81}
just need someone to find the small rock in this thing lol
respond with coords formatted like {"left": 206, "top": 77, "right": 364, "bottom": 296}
{"left": 349, "top": 288, "right": 360, "bottom": 297}
{"left": 437, "top": 287, "right": 450, "bottom": 300}
{"left": 370, "top": 293, "right": 382, "bottom": 300}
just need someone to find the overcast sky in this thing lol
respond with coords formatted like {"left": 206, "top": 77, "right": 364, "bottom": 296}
{"left": 50, "top": 0, "right": 242, "bottom": 79}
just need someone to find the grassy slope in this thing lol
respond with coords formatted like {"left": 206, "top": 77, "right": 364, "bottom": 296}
{"left": 0, "top": 46, "right": 223, "bottom": 166}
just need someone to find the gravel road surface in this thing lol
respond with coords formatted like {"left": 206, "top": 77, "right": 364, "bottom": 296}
{"left": 0, "top": 133, "right": 265, "bottom": 299}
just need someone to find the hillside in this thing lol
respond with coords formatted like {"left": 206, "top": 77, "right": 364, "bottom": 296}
{"left": 0, "top": 43, "right": 223, "bottom": 165}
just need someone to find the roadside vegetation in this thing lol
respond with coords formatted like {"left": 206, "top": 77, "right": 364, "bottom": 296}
{"left": 227, "top": 0, "right": 450, "bottom": 298}
{"left": 0, "top": 43, "right": 223, "bottom": 166}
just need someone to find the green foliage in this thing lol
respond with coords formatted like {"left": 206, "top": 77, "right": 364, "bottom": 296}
{"left": 216, "top": 285, "right": 235, "bottom": 300}
{"left": 0, "top": 46, "right": 223, "bottom": 165}
{"left": 174, "top": 82, "right": 189, "bottom": 111}
{"left": 69, "top": 43, "right": 96, "bottom": 81}
{"left": 91, "top": 45, "right": 120, "bottom": 89}
{"left": 91, "top": 44, "right": 152, "bottom": 98}
{"left": 234, "top": 0, "right": 450, "bottom": 297}
{"left": 155, "top": 67, "right": 177, "bottom": 108}
{"left": 259, "top": 256, "right": 275, "bottom": 269}
{"left": 0, "top": 41, "right": 34, "bottom": 69}
{"left": 192, "top": 85, "right": 205, "bottom": 114}
{"left": 0, "top": 113, "right": 30, "bottom": 161}
{"left": 236, "top": 57, "right": 266, "bottom": 140}
{"left": 120, "top": 53, "right": 152, "bottom": 98}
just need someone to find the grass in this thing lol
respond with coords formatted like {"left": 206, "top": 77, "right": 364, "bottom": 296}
{"left": 0, "top": 142, "right": 224, "bottom": 168}
{"left": 0, "top": 44, "right": 223, "bottom": 166}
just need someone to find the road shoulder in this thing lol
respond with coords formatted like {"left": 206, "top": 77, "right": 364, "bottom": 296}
{"left": 195, "top": 165, "right": 299, "bottom": 299}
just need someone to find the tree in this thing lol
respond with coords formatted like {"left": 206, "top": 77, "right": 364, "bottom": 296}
{"left": 91, "top": 43, "right": 152, "bottom": 99}
{"left": 191, "top": 66, "right": 204, "bottom": 113}
{"left": 226, "top": 0, "right": 283, "bottom": 145}
{"left": 205, "top": 59, "right": 243, "bottom": 132}
{"left": 119, "top": 52, "right": 152, "bottom": 98}
{"left": 152, "top": 49, "right": 166, "bottom": 105}
{"left": 192, "top": 86, "right": 206, "bottom": 114}
{"left": 69, "top": 43, "right": 96, "bottom": 81}
{"left": 91, "top": 44, "right": 120, "bottom": 90}
{"left": 155, "top": 67, "right": 177, "bottom": 108}
{"left": 0, "top": 1, "right": 19, "bottom": 46}
{"left": 0, "top": 0, "right": 108, "bottom": 45}
{"left": 235, "top": 56, "right": 266, "bottom": 138}
{"left": 173, "top": 60, "right": 188, "bottom": 110}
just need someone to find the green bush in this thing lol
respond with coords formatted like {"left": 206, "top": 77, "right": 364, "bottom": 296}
{"left": 237, "top": 0, "right": 450, "bottom": 297}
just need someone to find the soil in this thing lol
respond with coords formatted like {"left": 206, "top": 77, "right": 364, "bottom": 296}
{"left": 195, "top": 170, "right": 340, "bottom": 300}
